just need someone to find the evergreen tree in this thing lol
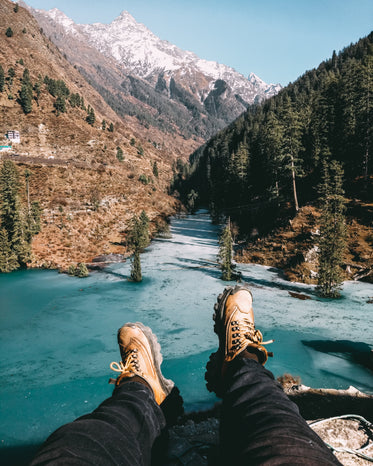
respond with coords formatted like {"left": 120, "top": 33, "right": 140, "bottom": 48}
{"left": 279, "top": 95, "right": 303, "bottom": 212}
{"left": 13, "top": 3, "right": 19, "bottom": 12}
{"left": 108, "top": 122, "right": 114, "bottom": 132}
{"left": 101, "top": 119, "right": 106, "bottom": 130}
{"left": 19, "top": 69, "right": 33, "bottom": 114}
{"left": 86, "top": 108, "right": 95, "bottom": 126}
{"left": 0, "top": 64, "right": 4, "bottom": 92}
{"left": 0, "top": 228, "right": 18, "bottom": 272}
{"left": 0, "top": 161, "right": 39, "bottom": 270}
{"left": 130, "top": 250, "right": 142, "bottom": 282}
{"left": 5, "top": 27, "right": 13, "bottom": 37}
{"left": 317, "top": 161, "right": 347, "bottom": 298}
{"left": 116, "top": 146, "right": 124, "bottom": 162}
{"left": 54, "top": 96, "right": 66, "bottom": 115}
{"left": 139, "top": 210, "right": 150, "bottom": 249}
{"left": 152, "top": 161, "right": 159, "bottom": 178}
{"left": 218, "top": 218, "right": 233, "bottom": 281}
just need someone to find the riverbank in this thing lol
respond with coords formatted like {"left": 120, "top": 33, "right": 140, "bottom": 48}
{"left": 236, "top": 204, "right": 373, "bottom": 285}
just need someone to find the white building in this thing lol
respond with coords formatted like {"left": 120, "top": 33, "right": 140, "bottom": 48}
{"left": 6, "top": 130, "right": 21, "bottom": 143}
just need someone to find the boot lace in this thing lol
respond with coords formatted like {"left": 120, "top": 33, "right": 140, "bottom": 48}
{"left": 110, "top": 348, "right": 141, "bottom": 376}
{"left": 230, "top": 315, "right": 273, "bottom": 354}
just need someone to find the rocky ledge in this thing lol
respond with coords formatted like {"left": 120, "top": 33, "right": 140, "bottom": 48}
{"left": 161, "top": 385, "right": 373, "bottom": 465}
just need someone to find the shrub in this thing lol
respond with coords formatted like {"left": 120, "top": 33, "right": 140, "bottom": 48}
{"left": 5, "top": 27, "right": 13, "bottom": 38}
{"left": 138, "top": 174, "right": 149, "bottom": 185}
{"left": 68, "top": 262, "right": 89, "bottom": 277}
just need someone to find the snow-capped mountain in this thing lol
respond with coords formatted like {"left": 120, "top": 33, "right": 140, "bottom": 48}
{"left": 27, "top": 5, "right": 282, "bottom": 140}
{"left": 35, "top": 8, "right": 281, "bottom": 103}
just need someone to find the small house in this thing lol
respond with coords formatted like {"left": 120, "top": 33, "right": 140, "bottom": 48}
{"left": 6, "top": 130, "right": 21, "bottom": 144}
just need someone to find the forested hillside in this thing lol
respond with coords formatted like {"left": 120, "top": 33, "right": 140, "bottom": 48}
{"left": 174, "top": 33, "right": 372, "bottom": 282}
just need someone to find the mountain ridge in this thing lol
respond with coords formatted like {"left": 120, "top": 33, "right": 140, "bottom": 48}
{"left": 27, "top": 4, "right": 282, "bottom": 141}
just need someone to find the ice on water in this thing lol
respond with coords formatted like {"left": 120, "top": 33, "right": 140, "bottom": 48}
{"left": 0, "top": 210, "right": 372, "bottom": 450}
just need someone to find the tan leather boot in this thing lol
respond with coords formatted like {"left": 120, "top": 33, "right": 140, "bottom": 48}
{"left": 110, "top": 322, "right": 174, "bottom": 405}
{"left": 206, "top": 285, "right": 273, "bottom": 396}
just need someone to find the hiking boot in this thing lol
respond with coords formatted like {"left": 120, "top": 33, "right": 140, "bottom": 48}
{"left": 205, "top": 285, "right": 273, "bottom": 396}
{"left": 110, "top": 322, "right": 174, "bottom": 405}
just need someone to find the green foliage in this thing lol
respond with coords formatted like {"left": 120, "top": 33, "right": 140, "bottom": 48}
{"left": 19, "top": 69, "right": 33, "bottom": 114}
{"left": 0, "top": 161, "right": 40, "bottom": 271}
{"left": 68, "top": 262, "right": 89, "bottom": 278}
{"left": 317, "top": 161, "right": 347, "bottom": 298}
{"left": 130, "top": 250, "right": 142, "bottom": 282}
{"left": 0, "top": 228, "right": 18, "bottom": 272}
{"left": 218, "top": 219, "right": 233, "bottom": 281}
{"left": 116, "top": 146, "right": 124, "bottom": 162}
{"left": 137, "top": 145, "right": 144, "bottom": 156}
{"left": 181, "top": 32, "right": 373, "bottom": 234}
{"left": 0, "top": 64, "right": 4, "bottom": 92}
{"left": 69, "top": 93, "right": 82, "bottom": 108}
{"left": 130, "top": 137, "right": 136, "bottom": 146}
{"left": 33, "top": 80, "right": 42, "bottom": 101}
{"left": 5, "top": 27, "right": 13, "bottom": 38}
{"left": 54, "top": 96, "right": 66, "bottom": 115}
{"left": 101, "top": 119, "right": 106, "bottom": 130}
{"left": 22, "top": 28, "right": 26, "bottom": 34}
{"left": 45, "top": 77, "right": 70, "bottom": 98}
{"left": 86, "top": 107, "right": 95, "bottom": 126}
{"left": 14, "top": 3, "right": 19, "bottom": 12}
{"left": 7, "top": 67, "right": 15, "bottom": 86}
{"left": 152, "top": 161, "right": 159, "bottom": 178}
{"left": 127, "top": 212, "right": 150, "bottom": 251}
{"left": 108, "top": 122, "right": 114, "bottom": 132}
{"left": 138, "top": 174, "right": 149, "bottom": 184}
{"left": 127, "top": 211, "right": 150, "bottom": 282}
{"left": 17, "top": 58, "right": 24, "bottom": 65}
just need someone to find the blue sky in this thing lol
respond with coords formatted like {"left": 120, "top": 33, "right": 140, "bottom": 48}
{"left": 24, "top": 0, "right": 373, "bottom": 86}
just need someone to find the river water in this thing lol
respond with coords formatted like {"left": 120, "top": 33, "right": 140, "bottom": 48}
{"left": 0, "top": 210, "right": 372, "bottom": 461}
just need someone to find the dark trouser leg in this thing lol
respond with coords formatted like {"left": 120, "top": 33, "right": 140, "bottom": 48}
{"left": 31, "top": 382, "right": 165, "bottom": 466}
{"left": 220, "top": 358, "right": 341, "bottom": 465}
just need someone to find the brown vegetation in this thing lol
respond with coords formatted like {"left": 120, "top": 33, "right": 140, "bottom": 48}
{"left": 236, "top": 204, "right": 373, "bottom": 284}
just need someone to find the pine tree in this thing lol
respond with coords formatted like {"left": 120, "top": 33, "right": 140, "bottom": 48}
{"left": 116, "top": 146, "right": 124, "bottom": 162}
{"left": 86, "top": 108, "right": 95, "bottom": 126}
{"left": 101, "top": 119, "right": 106, "bottom": 130}
{"left": 0, "top": 228, "right": 18, "bottom": 272}
{"left": 130, "top": 250, "right": 142, "bottom": 282}
{"left": 152, "top": 161, "right": 159, "bottom": 178}
{"left": 0, "top": 161, "right": 38, "bottom": 270}
{"left": 280, "top": 95, "right": 304, "bottom": 212}
{"left": 218, "top": 218, "right": 233, "bottom": 281}
{"left": 54, "top": 96, "right": 66, "bottom": 115}
{"left": 108, "top": 122, "right": 114, "bottom": 132}
{"left": 317, "top": 160, "right": 347, "bottom": 298}
{"left": 139, "top": 210, "right": 150, "bottom": 247}
{"left": 5, "top": 27, "right": 13, "bottom": 38}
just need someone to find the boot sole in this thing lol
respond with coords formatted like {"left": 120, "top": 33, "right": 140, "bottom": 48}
{"left": 120, "top": 322, "right": 175, "bottom": 397}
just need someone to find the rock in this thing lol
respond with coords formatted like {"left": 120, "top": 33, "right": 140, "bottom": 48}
{"left": 304, "top": 245, "right": 319, "bottom": 263}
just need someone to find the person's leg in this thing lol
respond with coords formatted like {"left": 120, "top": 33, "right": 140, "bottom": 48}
{"left": 31, "top": 322, "right": 182, "bottom": 466}
{"left": 31, "top": 381, "right": 164, "bottom": 466}
{"left": 221, "top": 357, "right": 340, "bottom": 465}
{"left": 206, "top": 285, "right": 341, "bottom": 465}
